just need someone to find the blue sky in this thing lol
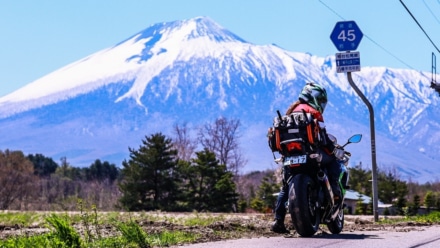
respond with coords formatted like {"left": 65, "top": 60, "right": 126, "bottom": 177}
{"left": 1, "top": 0, "right": 439, "bottom": 97}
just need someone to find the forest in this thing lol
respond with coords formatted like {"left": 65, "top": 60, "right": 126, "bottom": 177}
{"left": 1, "top": 117, "right": 440, "bottom": 215}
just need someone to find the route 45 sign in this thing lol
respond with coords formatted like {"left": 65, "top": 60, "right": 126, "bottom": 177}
{"left": 330, "top": 21, "right": 363, "bottom": 51}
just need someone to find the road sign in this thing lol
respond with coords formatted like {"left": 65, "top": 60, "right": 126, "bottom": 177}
{"left": 335, "top": 51, "right": 361, "bottom": 73}
{"left": 330, "top": 21, "right": 363, "bottom": 51}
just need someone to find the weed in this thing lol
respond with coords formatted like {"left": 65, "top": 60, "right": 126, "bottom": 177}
{"left": 45, "top": 214, "right": 82, "bottom": 247}
{"left": 115, "top": 219, "right": 150, "bottom": 248}
{"left": 148, "top": 230, "right": 199, "bottom": 247}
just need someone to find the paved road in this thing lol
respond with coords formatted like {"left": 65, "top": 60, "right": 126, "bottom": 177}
{"left": 177, "top": 225, "right": 440, "bottom": 248}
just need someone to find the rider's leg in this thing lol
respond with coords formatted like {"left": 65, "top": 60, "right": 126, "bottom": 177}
{"left": 272, "top": 166, "right": 290, "bottom": 233}
{"left": 272, "top": 184, "right": 289, "bottom": 233}
{"left": 319, "top": 149, "right": 343, "bottom": 205}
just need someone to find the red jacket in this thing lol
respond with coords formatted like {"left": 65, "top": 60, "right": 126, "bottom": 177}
{"left": 291, "top": 103, "right": 324, "bottom": 122}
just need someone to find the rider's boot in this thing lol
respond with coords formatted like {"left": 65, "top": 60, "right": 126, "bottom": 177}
{"left": 271, "top": 219, "right": 289, "bottom": 234}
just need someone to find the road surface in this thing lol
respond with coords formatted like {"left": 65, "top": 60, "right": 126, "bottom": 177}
{"left": 177, "top": 225, "right": 440, "bottom": 248}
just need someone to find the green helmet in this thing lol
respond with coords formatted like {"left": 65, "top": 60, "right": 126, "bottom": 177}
{"left": 299, "top": 82, "right": 328, "bottom": 113}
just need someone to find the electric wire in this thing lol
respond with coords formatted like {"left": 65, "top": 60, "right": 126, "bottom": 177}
{"left": 400, "top": 0, "right": 440, "bottom": 54}
{"left": 318, "top": 0, "right": 415, "bottom": 70}
{"left": 423, "top": 0, "right": 440, "bottom": 25}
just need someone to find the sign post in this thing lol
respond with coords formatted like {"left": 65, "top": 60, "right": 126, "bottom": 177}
{"left": 330, "top": 21, "right": 379, "bottom": 222}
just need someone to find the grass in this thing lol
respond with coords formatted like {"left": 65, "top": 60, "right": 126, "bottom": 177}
{"left": 0, "top": 202, "right": 206, "bottom": 248}
{"left": 0, "top": 212, "right": 201, "bottom": 248}
{"left": 0, "top": 211, "right": 46, "bottom": 227}
{"left": 407, "top": 211, "right": 440, "bottom": 223}
{"left": 376, "top": 211, "right": 440, "bottom": 225}
{"left": 2, "top": 208, "right": 440, "bottom": 248}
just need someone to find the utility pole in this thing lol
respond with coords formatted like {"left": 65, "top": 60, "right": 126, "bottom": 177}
{"left": 347, "top": 72, "right": 379, "bottom": 221}
{"left": 330, "top": 21, "right": 379, "bottom": 222}
{"left": 431, "top": 53, "right": 440, "bottom": 96}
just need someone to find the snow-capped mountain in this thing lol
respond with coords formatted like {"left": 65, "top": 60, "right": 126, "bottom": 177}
{"left": 0, "top": 16, "right": 439, "bottom": 183}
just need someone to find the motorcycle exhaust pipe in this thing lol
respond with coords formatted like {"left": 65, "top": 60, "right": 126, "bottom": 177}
{"left": 317, "top": 170, "right": 334, "bottom": 206}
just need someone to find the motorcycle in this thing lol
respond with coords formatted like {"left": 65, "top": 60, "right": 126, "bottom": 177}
{"left": 278, "top": 134, "right": 362, "bottom": 237}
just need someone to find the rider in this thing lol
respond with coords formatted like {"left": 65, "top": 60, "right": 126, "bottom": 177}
{"left": 271, "top": 82, "right": 345, "bottom": 234}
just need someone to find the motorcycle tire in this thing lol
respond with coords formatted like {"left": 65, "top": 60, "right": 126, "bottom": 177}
{"left": 288, "top": 174, "right": 320, "bottom": 237}
{"left": 327, "top": 207, "right": 344, "bottom": 234}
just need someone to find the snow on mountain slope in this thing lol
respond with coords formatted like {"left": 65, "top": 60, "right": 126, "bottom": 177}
{"left": 0, "top": 16, "right": 439, "bottom": 183}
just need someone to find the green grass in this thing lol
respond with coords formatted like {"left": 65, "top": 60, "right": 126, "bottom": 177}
{"left": 0, "top": 210, "right": 203, "bottom": 248}
{"left": 407, "top": 211, "right": 440, "bottom": 223}
{"left": 148, "top": 231, "right": 199, "bottom": 247}
{"left": 377, "top": 211, "right": 440, "bottom": 224}
{"left": 0, "top": 211, "right": 46, "bottom": 227}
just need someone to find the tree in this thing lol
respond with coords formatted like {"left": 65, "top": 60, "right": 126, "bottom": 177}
{"left": 394, "top": 196, "right": 407, "bottom": 215}
{"left": 377, "top": 168, "right": 408, "bottom": 204}
{"left": 424, "top": 191, "right": 436, "bottom": 213}
{"left": 27, "top": 153, "right": 58, "bottom": 177}
{"left": 56, "top": 157, "right": 82, "bottom": 180}
{"left": 197, "top": 117, "right": 246, "bottom": 177}
{"left": 407, "top": 194, "right": 420, "bottom": 216}
{"left": 0, "top": 150, "right": 36, "bottom": 209}
{"left": 179, "top": 148, "right": 237, "bottom": 212}
{"left": 118, "top": 133, "right": 178, "bottom": 211}
{"left": 354, "top": 194, "right": 365, "bottom": 215}
{"left": 251, "top": 172, "right": 278, "bottom": 212}
{"left": 172, "top": 122, "right": 197, "bottom": 161}
{"left": 435, "top": 193, "right": 440, "bottom": 211}
{"left": 85, "top": 159, "right": 119, "bottom": 183}
{"left": 348, "top": 162, "right": 372, "bottom": 196}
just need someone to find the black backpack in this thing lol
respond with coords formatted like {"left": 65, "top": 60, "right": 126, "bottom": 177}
{"left": 268, "top": 110, "right": 320, "bottom": 156}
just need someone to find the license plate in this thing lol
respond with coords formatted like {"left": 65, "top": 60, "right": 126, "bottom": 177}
{"left": 284, "top": 155, "right": 307, "bottom": 166}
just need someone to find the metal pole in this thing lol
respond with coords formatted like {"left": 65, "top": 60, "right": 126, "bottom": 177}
{"left": 347, "top": 72, "right": 379, "bottom": 222}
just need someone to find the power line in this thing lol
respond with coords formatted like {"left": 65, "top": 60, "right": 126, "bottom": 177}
{"left": 423, "top": 0, "right": 440, "bottom": 25}
{"left": 318, "top": 0, "right": 415, "bottom": 69}
{"left": 400, "top": 0, "right": 440, "bottom": 54}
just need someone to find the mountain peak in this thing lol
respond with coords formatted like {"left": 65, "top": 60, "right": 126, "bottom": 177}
{"left": 186, "top": 16, "right": 247, "bottom": 42}
{"left": 131, "top": 16, "right": 248, "bottom": 45}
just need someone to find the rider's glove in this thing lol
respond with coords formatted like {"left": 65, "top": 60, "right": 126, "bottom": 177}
{"left": 333, "top": 148, "right": 345, "bottom": 160}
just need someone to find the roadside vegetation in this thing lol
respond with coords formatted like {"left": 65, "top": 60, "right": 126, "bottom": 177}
{"left": 0, "top": 203, "right": 267, "bottom": 248}
{"left": 1, "top": 208, "right": 440, "bottom": 247}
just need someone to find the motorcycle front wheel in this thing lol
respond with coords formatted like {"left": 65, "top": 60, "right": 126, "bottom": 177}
{"left": 288, "top": 174, "right": 320, "bottom": 237}
{"left": 327, "top": 207, "right": 344, "bottom": 234}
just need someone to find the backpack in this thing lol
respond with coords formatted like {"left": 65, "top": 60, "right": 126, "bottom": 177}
{"left": 268, "top": 110, "right": 320, "bottom": 156}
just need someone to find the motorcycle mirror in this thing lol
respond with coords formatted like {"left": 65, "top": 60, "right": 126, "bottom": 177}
{"left": 348, "top": 134, "right": 362, "bottom": 144}
{"left": 342, "top": 134, "right": 362, "bottom": 148}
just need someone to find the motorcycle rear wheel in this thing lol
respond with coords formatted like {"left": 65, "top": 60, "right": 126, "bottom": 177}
{"left": 288, "top": 174, "right": 320, "bottom": 237}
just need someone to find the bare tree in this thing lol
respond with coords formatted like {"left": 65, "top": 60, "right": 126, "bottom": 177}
{"left": 197, "top": 117, "right": 246, "bottom": 176}
{"left": 0, "top": 150, "right": 36, "bottom": 209}
{"left": 172, "top": 122, "right": 197, "bottom": 161}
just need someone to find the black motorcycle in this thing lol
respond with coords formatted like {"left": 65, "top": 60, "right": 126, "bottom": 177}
{"left": 280, "top": 134, "right": 362, "bottom": 237}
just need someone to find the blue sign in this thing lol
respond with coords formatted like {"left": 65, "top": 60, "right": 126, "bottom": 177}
{"left": 330, "top": 21, "right": 363, "bottom": 51}
{"left": 335, "top": 51, "right": 361, "bottom": 73}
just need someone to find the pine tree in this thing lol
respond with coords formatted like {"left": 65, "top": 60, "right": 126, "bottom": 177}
{"left": 354, "top": 194, "right": 364, "bottom": 215}
{"left": 410, "top": 194, "right": 421, "bottom": 216}
{"left": 27, "top": 153, "right": 58, "bottom": 177}
{"left": 348, "top": 162, "right": 372, "bottom": 196}
{"left": 394, "top": 196, "right": 407, "bottom": 215}
{"left": 180, "top": 148, "right": 237, "bottom": 212}
{"left": 424, "top": 191, "right": 435, "bottom": 213}
{"left": 118, "top": 133, "right": 178, "bottom": 211}
{"left": 251, "top": 172, "right": 278, "bottom": 213}
{"left": 85, "top": 159, "right": 119, "bottom": 183}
